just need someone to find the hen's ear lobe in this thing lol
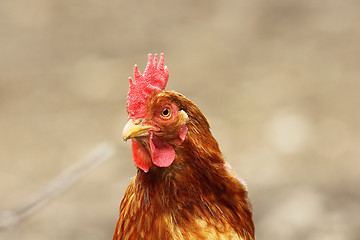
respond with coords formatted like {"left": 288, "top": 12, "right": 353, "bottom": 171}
{"left": 178, "top": 125, "right": 188, "bottom": 143}
{"left": 175, "top": 110, "right": 189, "bottom": 145}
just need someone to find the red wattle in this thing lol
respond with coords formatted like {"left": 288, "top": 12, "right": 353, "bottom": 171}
{"left": 150, "top": 135, "right": 176, "bottom": 168}
{"left": 131, "top": 139, "right": 151, "bottom": 172}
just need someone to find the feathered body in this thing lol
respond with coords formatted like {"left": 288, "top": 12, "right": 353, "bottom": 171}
{"left": 114, "top": 54, "right": 254, "bottom": 240}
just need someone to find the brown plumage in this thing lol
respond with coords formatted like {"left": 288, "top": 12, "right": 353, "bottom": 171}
{"left": 114, "top": 90, "right": 254, "bottom": 240}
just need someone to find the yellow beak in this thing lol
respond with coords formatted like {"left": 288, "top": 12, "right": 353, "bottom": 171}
{"left": 122, "top": 119, "right": 154, "bottom": 141}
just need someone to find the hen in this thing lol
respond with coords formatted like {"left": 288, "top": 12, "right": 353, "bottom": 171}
{"left": 113, "top": 54, "right": 254, "bottom": 240}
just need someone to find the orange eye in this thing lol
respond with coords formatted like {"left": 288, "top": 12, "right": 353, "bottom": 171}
{"left": 161, "top": 107, "right": 171, "bottom": 118}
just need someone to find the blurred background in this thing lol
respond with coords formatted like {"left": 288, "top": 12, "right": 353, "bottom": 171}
{"left": 1, "top": 0, "right": 359, "bottom": 239}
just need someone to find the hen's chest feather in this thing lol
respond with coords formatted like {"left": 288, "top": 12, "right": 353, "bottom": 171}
{"left": 113, "top": 174, "right": 254, "bottom": 240}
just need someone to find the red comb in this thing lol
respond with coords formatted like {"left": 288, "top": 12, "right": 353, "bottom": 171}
{"left": 127, "top": 53, "right": 169, "bottom": 119}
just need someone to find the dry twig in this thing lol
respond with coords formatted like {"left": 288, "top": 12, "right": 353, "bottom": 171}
{"left": 0, "top": 142, "right": 116, "bottom": 229}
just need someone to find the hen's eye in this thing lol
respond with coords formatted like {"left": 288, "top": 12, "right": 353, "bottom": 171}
{"left": 161, "top": 107, "right": 171, "bottom": 118}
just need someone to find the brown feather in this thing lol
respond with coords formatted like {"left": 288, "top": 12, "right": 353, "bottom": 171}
{"left": 114, "top": 91, "right": 254, "bottom": 240}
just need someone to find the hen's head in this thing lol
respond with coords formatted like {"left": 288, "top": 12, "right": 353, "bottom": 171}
{"left": 123, "top": 54, "right": 189, "bottom": 173}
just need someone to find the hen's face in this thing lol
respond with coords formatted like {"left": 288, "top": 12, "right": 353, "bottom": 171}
{"left": 123, "top": 91, "right": 188, "bottom": 172}
{"left": 123, "top": 91, "right": 188, "bottom": 142}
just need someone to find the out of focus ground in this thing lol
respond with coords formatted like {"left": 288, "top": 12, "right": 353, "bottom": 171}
{"left": 0, "top": 1, "right": 359, "bottom": 239}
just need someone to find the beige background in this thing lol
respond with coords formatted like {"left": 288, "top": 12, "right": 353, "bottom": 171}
{"left": 1, "top": 0, "right": 359, "bottom": 239}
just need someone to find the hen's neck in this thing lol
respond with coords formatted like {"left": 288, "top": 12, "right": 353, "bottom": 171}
{"left": 134, "top": 122, "right": 233, "bottom": 208}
